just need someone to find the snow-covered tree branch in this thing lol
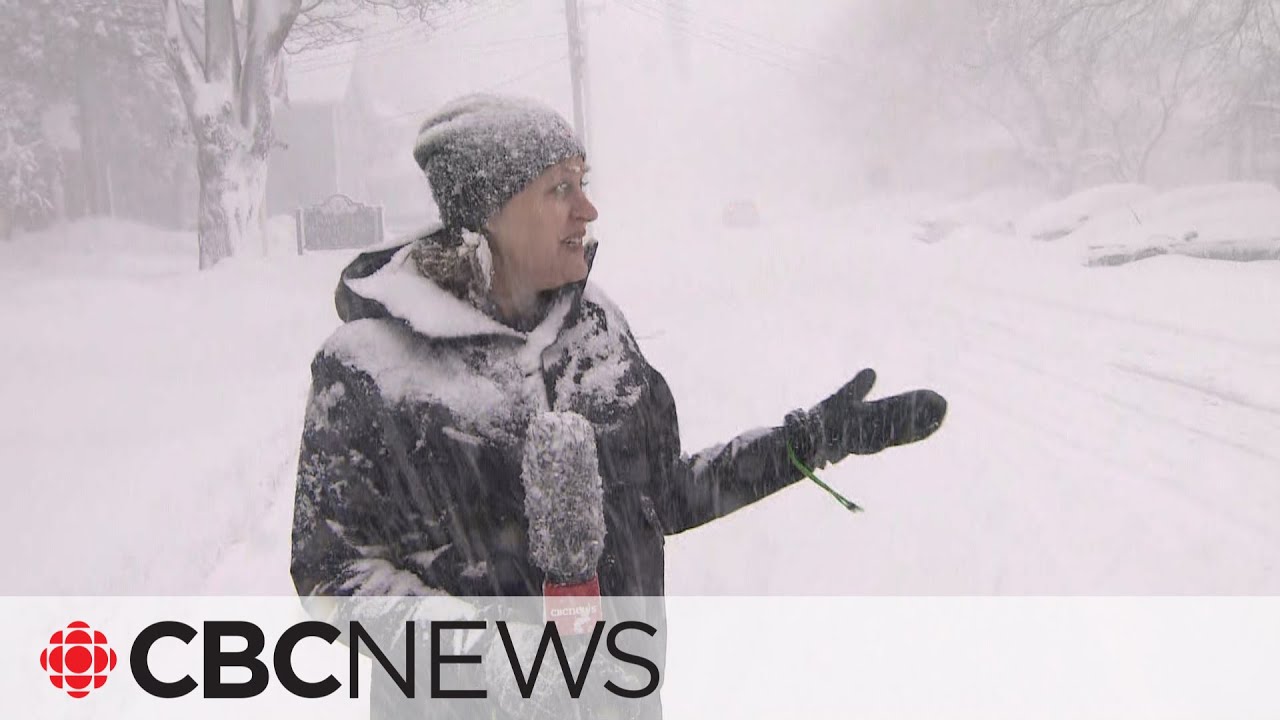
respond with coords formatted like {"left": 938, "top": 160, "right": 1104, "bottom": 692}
{"left": 951, "top": 0, "right": 1242, "bottom": 192}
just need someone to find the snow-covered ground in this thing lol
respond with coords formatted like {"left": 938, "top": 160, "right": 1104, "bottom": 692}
{"left": 2, "top": 192, "right": 1278, "bottom": 596}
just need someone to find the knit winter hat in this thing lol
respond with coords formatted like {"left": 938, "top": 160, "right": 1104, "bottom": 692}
{"left": 413, "top": 94, "right": 585, "bottom": 233}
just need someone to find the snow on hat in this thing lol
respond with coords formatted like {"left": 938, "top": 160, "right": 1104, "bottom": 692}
{"left": 413, "top": 94, "right": 585, "bottom": 233}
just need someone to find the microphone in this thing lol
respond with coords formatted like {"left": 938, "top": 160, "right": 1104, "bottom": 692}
{"left": 521, "top": 411, "right": 607, "bottom": 635}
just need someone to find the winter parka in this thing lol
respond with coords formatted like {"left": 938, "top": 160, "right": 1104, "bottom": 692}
{"left": 290, "top": 230, "right": 818, "bottom": 602}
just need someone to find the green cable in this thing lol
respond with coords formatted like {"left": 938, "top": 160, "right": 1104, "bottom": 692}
{"left": 786, "top": 441, "right": 863, "bottom": 513}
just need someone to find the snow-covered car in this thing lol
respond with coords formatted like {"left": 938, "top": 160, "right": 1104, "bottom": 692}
{"left": 1015, "top": 183, "right": 1155, "bottom": 241}
{"left": 914, "top": 187, "right": 1051, "bottom": 243}
{"left": 1066, "top": 182, "right": 1280, "bottom": 265}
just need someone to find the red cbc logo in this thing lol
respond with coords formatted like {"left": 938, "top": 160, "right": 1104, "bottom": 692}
{"left": 39, "top": 621, "right": 118, "bottom": 699}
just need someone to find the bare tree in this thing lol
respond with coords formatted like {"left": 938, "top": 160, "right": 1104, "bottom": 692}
{"left": 161, "top": 0, "right": 459, "bottom": 269}
{"left": 1087, "top": 0, "right": 1218, "bottom": 182}
{"left": 1197, "top": 0, "right": 1280, "bottom": 179}
{"left": 957, "top": 0, "right": 1223, "bottom": 192}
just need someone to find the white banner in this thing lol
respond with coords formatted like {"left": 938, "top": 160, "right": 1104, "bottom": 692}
{"left": 2, "top": 596, "right": 1277, "bottom": 718}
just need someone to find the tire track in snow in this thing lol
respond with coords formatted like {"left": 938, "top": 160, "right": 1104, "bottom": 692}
{"left": 877, "top": 298, "right": 1260, "bottom": 591}
{"left": 923, "top": 290, "right": 1280, "bottom": 464}
{"left": 929, "top": 293, "right": 1280, "bottom": 470}
{"left": 849, "top": 286, "right": 1228, "bottom": 589}
{"left": 953, "top": 381, "right": 1211, "bottom": 589}
{"left": 905, "top": 296, "right": 1280, "bottom": 550}
{"left": 924, "top": 365, "right": 1166, "bottom": 589}
{"left": 936, "top": 324, "right": 1280, "bottom": 588}
{"left": 978, "top": 324, "right": 1279, "bottom": 465}
{"left": 959, "top": 280, "right": 1280, "bottom": 358}
{"left": 1110, "top": 362, "right": 1280, "bottom": 417}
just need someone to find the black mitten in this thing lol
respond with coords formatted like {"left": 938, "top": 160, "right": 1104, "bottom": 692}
{"left": 785, "top": 368, "right": 947, "bottom": 468}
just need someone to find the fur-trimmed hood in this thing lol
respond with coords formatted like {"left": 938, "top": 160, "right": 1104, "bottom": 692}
{"left": 333, "top": 225, "right": 600, "bottom": 342}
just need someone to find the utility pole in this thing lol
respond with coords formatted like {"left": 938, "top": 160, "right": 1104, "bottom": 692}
{"left": 564, "top": 0, "right": 591, "bottom": 156}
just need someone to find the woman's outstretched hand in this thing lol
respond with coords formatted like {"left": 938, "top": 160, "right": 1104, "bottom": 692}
{"left": 785, "top": 368, "right": 947, "bottom": 468}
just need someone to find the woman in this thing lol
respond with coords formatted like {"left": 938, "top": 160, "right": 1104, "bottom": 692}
{"left": 291, "top": 94, "right": 946, "bottom": 714}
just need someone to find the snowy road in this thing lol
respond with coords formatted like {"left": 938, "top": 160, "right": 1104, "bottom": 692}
{"left": 903, "top": 273, "right": 1280, "bottom": 593}
{"left": 1, "top": 210, "right": 1276, "bottom": 595}
{"left": 604, "top": 206, "right": 1280, "bottom": 594}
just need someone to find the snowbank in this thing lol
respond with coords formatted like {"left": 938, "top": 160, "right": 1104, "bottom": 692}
{"left": 0, "top": 218, "right": 349, "bottom": 594}
{"left": 1, "top": 217, "right": 198, "bottom": 276}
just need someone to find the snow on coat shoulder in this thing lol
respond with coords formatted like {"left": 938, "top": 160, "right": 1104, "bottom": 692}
{"left": 321, "top": 317, "right": 516, "bottom": 420}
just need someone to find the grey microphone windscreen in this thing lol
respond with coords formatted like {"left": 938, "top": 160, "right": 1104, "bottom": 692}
{"left": 521, "top": 411, "right": 606, "bottom": 584}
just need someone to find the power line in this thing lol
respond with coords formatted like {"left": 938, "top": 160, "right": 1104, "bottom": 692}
{"left": 290, "top": 0, "right": 526, "bottom": 73}
{"left": 286, "top": 0, "right": 497, "bottom": 63}
{"left": 295, "top": 0, "right": 525, "bottom": 59}
{"left": 290, "top": 4, "right": 512, "bottom": 73}
{"left": 484, "top": 52, "right": 570, "bottom": 90}
{"left": 619, "top": 0, "right": 805, "bottom": 72}
{"left": 617, "top": 0, "right": 804, "bottom": 75}
{"left": 617, "top": 0, "right": 859, "bottom": 81}
{"left": 629, "top": 0, "right": 852, "bottom": 70}
{"left": 382, "top": 53, "right": 570, "bottom": 123}
{"left": 291, "top": 28, "right": 560, "bottom": 76}
{"left": 458, "top": 32, "right": 567, "bottom": 49}
{"left": 614, "top": 0, "right": 808, "bottom": 76}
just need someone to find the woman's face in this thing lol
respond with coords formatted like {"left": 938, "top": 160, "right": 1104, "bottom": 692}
{"left": 484, "top": 156, "right": 598, "bottom": 291}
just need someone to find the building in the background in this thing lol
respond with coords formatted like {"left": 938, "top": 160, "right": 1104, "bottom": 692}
{"left": 358, "top": 93, "right": 438, "bottom": 235}
{"left": 268, "top": 47, "right": 440, "bottom": 235}
{"left": 267, "top": 58, "right": 370, "bottom": 216}
{"left": 270, "top": 5, "right": 587, "bottom": 235}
